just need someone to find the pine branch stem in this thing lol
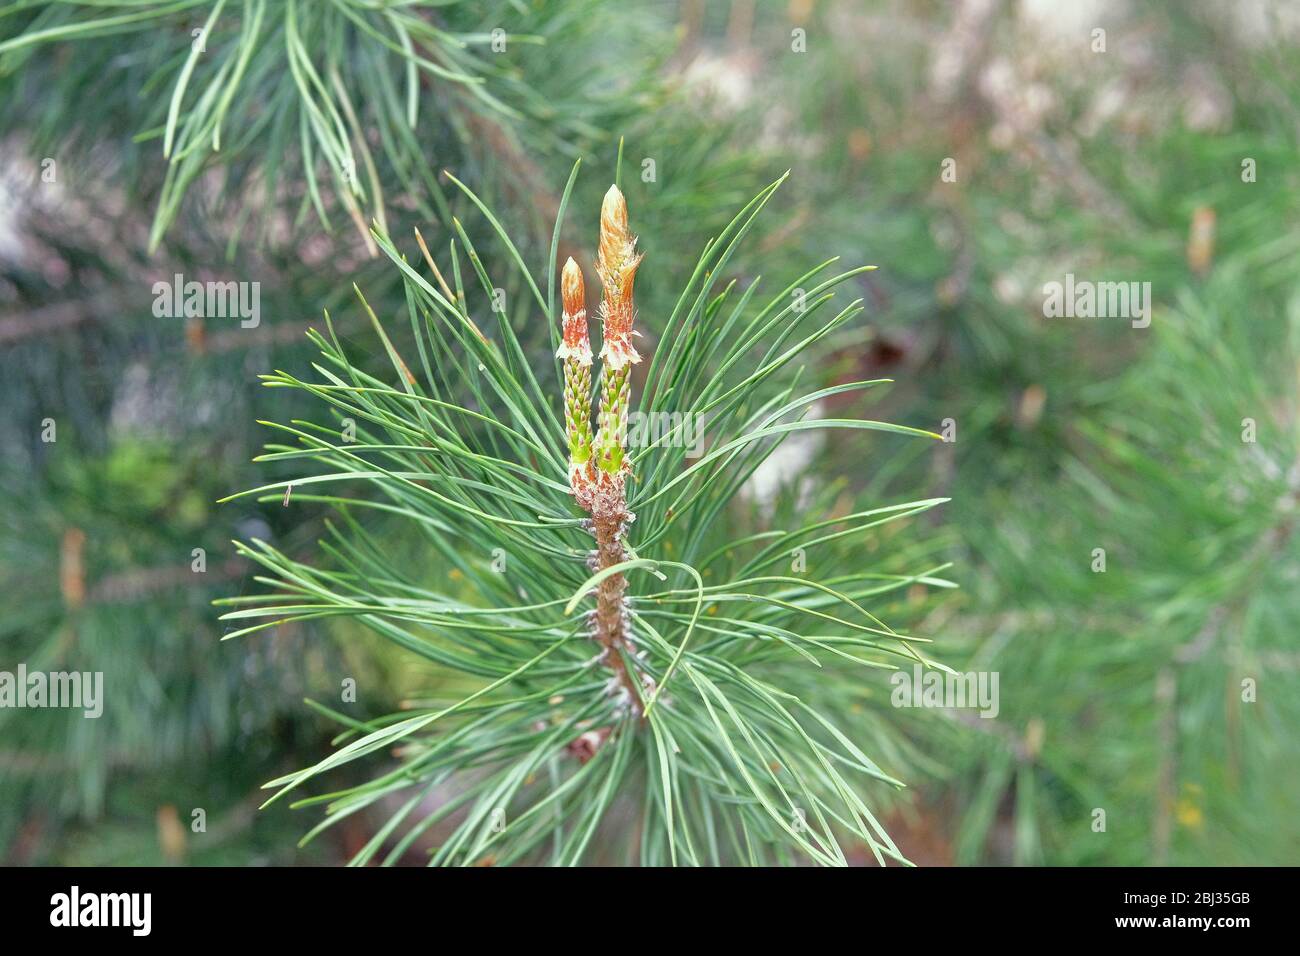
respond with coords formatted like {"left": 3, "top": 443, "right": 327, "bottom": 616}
{"left": 592, "top": 510, "right": 641, "bottom": 714}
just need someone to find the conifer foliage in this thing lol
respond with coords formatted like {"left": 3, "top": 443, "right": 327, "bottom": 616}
{"left": 219, "top": 169, "right": 948, "bottom": 865}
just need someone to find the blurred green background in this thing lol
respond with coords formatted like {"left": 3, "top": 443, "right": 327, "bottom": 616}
{"left": 1, "top": 0, "right": 1296, "bottom": 865}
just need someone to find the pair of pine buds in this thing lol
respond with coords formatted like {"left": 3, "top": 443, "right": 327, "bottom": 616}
{"left": 557, "top": 185, "right": 642, "bottom": 515}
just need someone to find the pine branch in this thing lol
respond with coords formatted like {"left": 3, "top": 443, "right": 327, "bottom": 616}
{"left": 0, "top": 0, "right": 653, "bottom": 250}
{"left": 220, "top": 166, "right": 948, "bottom": 866}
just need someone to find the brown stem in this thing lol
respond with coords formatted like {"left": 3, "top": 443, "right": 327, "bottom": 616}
{"left": 592, "top": 510, "right": 641, "bottom": 714}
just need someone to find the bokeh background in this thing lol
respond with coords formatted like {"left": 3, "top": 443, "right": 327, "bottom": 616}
{"left": 1, "top": 0, "right": 1297, "bottom": 865}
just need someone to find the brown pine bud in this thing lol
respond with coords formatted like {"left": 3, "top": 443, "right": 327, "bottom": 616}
{"left": 557, "top": 257, "right": 591, "bottom": 365}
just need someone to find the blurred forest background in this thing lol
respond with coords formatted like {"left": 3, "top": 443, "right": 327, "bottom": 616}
{"left": 1, "top": 0, "right": 1297, "bottom": 865}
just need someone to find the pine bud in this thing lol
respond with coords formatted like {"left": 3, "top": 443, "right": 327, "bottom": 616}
{"left": 557, "top": 257, "right": 595, "bottom": 508}
{"left": 596, "top": 184, "right": 642, "bottom": 372}
{"left": 591, "top": 183, "right": 643, "bottom": 509}
{"left": 557, "top": 257, "right": 591, "bottom": 365}
{"left": 598, "top": 185, "right": 629, "bottom": 277}
{"left": 559, "top": 185, "right": 646, "bottom": 515}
